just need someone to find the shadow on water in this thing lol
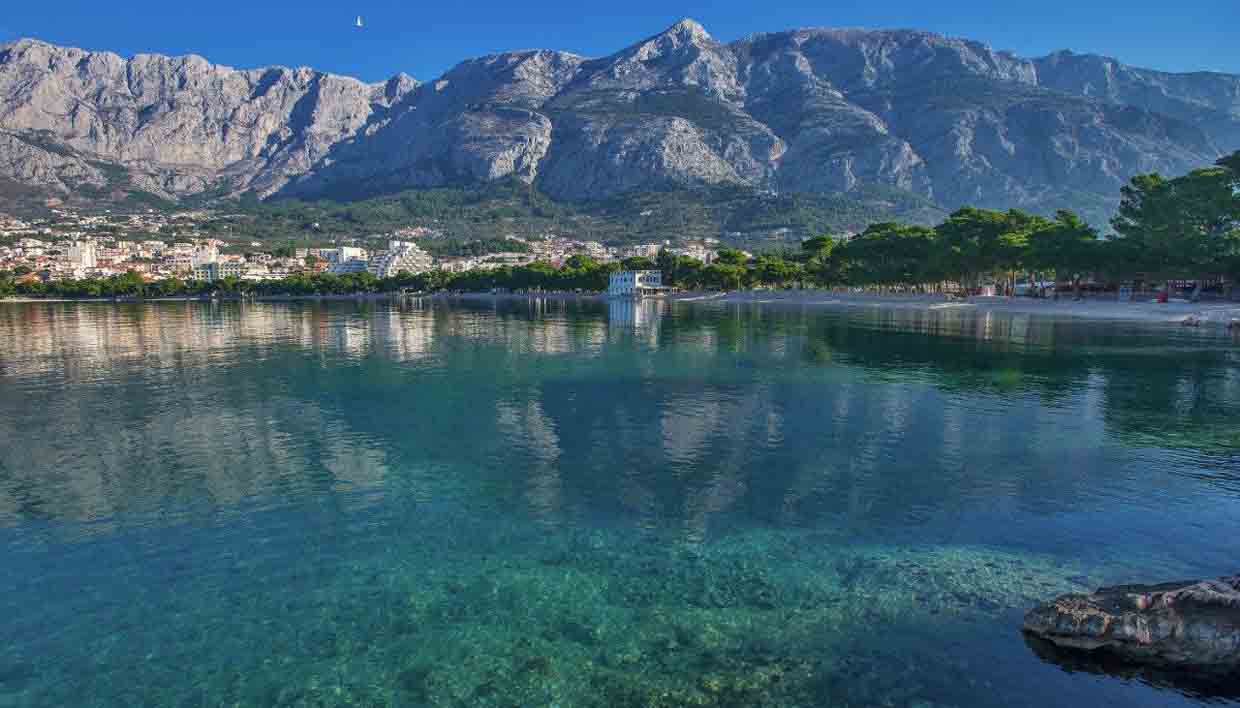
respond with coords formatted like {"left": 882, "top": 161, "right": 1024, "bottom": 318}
{"left": 1024, "top": 633, "right": 1240, "bottom": 700}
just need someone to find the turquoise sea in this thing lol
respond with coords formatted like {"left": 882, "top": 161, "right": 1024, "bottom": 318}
{"left": 1, "top": 298, "right": 1238, "bottom": 707}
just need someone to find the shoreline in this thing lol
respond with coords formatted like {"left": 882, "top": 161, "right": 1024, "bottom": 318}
{"left": 3, "top": 290, "right": 1238, "bottom": 326}
{"left": 428, "top": 290, "right": 1240, "bottom": 326}
{"left": 684, "top": 291, "right": 1240, "bottom": 325}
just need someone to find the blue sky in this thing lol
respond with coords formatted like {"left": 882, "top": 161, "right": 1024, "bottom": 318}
{"left": 3, "top": 1, "right": 1238, "bottom": 82}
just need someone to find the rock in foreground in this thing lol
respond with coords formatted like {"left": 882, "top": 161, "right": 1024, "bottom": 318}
{"left": 1023, "top": 575, "right": 1240, "bottom": 671}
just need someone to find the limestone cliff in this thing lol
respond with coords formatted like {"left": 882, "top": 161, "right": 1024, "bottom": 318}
{"left": 1, "top": 20, "right": 1237, "bottom": 221}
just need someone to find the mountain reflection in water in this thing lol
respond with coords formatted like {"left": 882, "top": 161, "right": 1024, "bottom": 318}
{"left": 0, "top": 299, "right": 1237, "bottom": 707}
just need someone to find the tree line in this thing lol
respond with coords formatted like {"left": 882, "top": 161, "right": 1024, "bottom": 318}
{"left": 765, "top": 150, "right": 1238, "bottom": 295}
{"left": 3, "top": 152, "right": 1237, "bottom": 299}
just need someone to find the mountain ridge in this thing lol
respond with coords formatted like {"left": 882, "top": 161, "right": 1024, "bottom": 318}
{"left": 1, "top": 21, "right": 1237, "bottom": 226}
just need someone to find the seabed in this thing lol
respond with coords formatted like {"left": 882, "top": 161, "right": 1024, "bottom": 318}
{"left": 3, "top": 516, "right": 1120, "bottom": 708}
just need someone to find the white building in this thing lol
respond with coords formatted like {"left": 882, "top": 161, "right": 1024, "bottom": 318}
{"left": 67, "top": 241, "right": 98, "bottom": 270}
{"left": 328, "top": 258, "right": 370, "bottom": 274}
{"left": 192, "top": 260, "right": 246, "bottom": 282}
{"left": 367, "top": 240, "right": 433, "bottom": 278}
{"left": 140, "top": 240, "right": 168, "bottom": 256}
{"left": 438, "top": 258, "right": 480, "bottom": 273}
{"left": 340, "top": 246, "right": 368, "bottom": 262}
{"left": 191, "top": 244, "right": 219, "bottom": 267}
{"left": 582, "top": 242, "right": 614, "bottom": 262}
{"left": 607, "top": 270, "right": 664, "bottom": 297}
{"left": 242, "top": 268, "right": 294, "bottom": 282}
{"left": 315, "top": 246, "right": 369, "bottom": 264}
{"left": 623, "top": 244, "right": 663, "bottom": 259}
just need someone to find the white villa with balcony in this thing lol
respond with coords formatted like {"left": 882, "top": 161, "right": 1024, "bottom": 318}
{"left": 607, "top": 270, "right": 665, "bottom": 298}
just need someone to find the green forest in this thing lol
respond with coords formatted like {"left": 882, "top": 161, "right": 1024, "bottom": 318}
{"left": 3, "top": 152, "right": 1237, "bottom": 299}
{"left": 193, "top": 181, "right": 946, "bottom": 251}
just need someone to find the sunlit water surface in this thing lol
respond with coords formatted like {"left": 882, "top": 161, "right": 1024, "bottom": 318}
{"left": 1, "top": 299, "right": 1239, "bottom": 707}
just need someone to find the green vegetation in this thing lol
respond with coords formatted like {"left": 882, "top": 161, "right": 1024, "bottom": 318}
{"left": 0, "top": 176, "right": 50, "bottom": 218}
{"left": 1111, "top": 157, "right": 1240, "bottom": 279}
{"left": 189, "top": 180, "right": 944, "bottom": 252}
{"left": 5, "top": 151, "right": 1236, "bottom": 300}
{"left": 419, "top": 237, "right": 531, "bottom": 259}
{"left": 0, "top": 270, "right": 170, "bottom": 299}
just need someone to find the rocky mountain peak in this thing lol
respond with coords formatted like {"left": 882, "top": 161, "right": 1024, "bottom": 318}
{"left": 580, "top": 17, "right": 741, "bottom": 100}
{"left": 0, "top": 28, "right": 1237, "bottom": 225}
{"left": 375, "top": 72, "right": 419, "bottom": 103}
{"left": 664, "top": 18, "right": 713, "bottom": 44}
{"left": 1032, "top": 48, "right": 1240, "bottom": 149}
{"left": 635, "top": 17, "right": 718, "bottom": 59}
{"left": 1, "top": 37, "right": 66, "bottom": 56}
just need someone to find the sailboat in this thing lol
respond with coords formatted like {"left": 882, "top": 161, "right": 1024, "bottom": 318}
{"left": 355, "top": 15, "right": 364, "bottom": 28}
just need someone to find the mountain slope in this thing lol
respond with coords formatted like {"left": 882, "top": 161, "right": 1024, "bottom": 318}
{"left": 0, "top": 38, "right": 416, "bottom": 200}
{"left": 0, "top": 22, "right": 1236, "bottom": 225}
{"left": 1034, "top": 50, "right": 1240, "bottom": 147}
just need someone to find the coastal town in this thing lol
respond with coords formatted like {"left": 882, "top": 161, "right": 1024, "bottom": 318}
{"left": 0, "top": 207, "right": 722, "bottom": 284}
{"left": 1, "top": 149, "right": 1235, "bottom": 306}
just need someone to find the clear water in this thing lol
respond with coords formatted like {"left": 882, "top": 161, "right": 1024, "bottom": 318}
{"left": 1, "top": 298, "right": 1238, "bottom": 707}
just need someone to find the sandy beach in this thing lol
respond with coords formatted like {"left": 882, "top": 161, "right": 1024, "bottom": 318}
{"left": 426, "top": 289, "right": 1240, "bottom": 328}
{"left": 6, "top": 290, "right": 1239, "bottom": 327}
{"left": 669, "top": 290, "right": 1240, "bottom": 326}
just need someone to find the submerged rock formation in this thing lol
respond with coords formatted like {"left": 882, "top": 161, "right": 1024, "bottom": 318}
{"left": 1023, "top": 574, "right": 1240, "bottom": 671}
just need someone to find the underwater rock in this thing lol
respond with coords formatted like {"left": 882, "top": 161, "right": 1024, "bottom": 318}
{"left": 1023, "top": 574, "right": 1240, "bottom": 671}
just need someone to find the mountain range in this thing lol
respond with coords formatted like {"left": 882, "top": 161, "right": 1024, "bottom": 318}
{"left": 1, "top": 19, "right": 1238, "bottom": 225}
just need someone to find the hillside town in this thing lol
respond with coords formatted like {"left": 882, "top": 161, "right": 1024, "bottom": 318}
{"left": 0, "top": 209, "right": 722, "bottom": 284}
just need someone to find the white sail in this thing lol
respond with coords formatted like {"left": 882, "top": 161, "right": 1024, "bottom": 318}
{"left": 355, "top": 15, "right": 364, "bottom": 28}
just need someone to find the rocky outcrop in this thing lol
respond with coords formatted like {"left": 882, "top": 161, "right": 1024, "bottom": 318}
{"left": 0, "top": 21, "right": 1237, "bottom": 219}
{"left": 731, "top": 29, "right": 1223, "bottom": 217}
{"left": 0, "top": 37, "right": 417, "bottom": 199}
{"left": 1035, "top": 51, "right": 1240, "bottom": 148}
{"left": 1023, "top": 575, "right": 1240, "bottom": 671}
{"left": 0, "top": 130, "right": 109, "bottom": 194}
